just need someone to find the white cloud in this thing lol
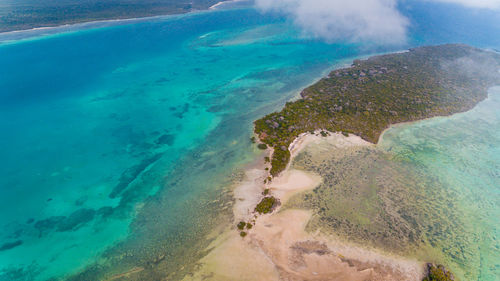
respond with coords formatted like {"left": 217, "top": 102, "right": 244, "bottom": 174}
{"left": 255, "top": 0, "right": 409, "bottom": 44}
{"left": 429, "top": 0, "right": 500, "bottom": 9}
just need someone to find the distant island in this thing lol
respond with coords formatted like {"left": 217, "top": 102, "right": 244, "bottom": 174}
{"left": 0, "top": 0, "right": 227, "bottom": 33}
{"left": 255, "top": 44, "right": 500, "bottom": 177}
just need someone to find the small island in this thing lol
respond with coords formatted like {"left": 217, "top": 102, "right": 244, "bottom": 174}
{"left": 254, "top": 44, "right": 500, "bottom": 177}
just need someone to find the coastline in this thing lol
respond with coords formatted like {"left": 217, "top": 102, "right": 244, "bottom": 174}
{"left": 187, "top": 132, "right": 425, "bottom": 280}
{"left": 0, "top": 1, "right": 238, "bottom": 44}
{"left": 1, "top": 14, "right": 426, "bottom": 280}
{"left": 0, "top": 0, "right": 262, "bottom": 38}
{"left": 188, "top": 49, "right": 500, "bottom": 280}
{"left": 0, "top": 14, "right": 178, "bottom": 37}
{"left": 209, "top": 0, "right": 243, "bottom": 10}
{"left": 377, "top": 84, "right": 500, "bottom": 144}
{"left": 0, "top": 15, "right": 178, "bottom": 45}
{"left": 190, "top": 87, "right": 498, "bottom": 279}
{"left": 210, "top": 2, "right": 227, "bottom": 10}
{"left": 254, "top": 44, "right": 500, "bottom": 177}
{"left": 1, "top": 0, "right": 499, "bottom": 277}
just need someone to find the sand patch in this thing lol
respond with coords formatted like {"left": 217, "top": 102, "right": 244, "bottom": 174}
{"left": 232, "top": 165, "right": 269, "bottom": 220}
{"left": 184, "top": 229, "right": 279, "bottom": 281}
{"left": 268, "top": 169, "right": 321, "bottom": 205}
{"left": 188, "top": 208, "right": 423, "bottom": 280}
{"left": 187, "top": 132, "right": 424, "bottom": 280}
{"left": 254, "top": 209, "right": 423, "bottom": 281}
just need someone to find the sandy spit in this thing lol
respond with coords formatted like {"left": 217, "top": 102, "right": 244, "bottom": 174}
{"left": 185, "top": 131, "right": 425, "bottom": 281}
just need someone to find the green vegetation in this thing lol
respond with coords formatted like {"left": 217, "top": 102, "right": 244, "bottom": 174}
{"left": 262, "top": 188, "right": 270, "bottom": 195}
{"left": 237, "top": 221, "right": 246, "bottom": 230}
{"left": 269, "top": 147, "right": 290, "bottom": 176}
{"left": 255, "top": 196, "right": 278, "bottom": 214}
{"left": 246, "top": 223, "right": 253, "bottom": 229}
{"left": 0, "top": 0, "right": 224, "bottom": 32}
{"left": 423, "top": 264, "right": 455, "bottom": 281}
{"left": 255, "top": 44, "right": 500, "bottom": 176}
{"left": 239, "top": 231, "right": 247, "bottom": 237}
{"left": 257, "top": 143, "right": 268, "bottom": 150}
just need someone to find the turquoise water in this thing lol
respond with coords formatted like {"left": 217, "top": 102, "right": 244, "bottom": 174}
{"left": 380, "top": 87, "right": 500, "bottom": 280}
{"left": 0, "top": 2, "right": 499, "bottom": 280}
{"left": 0, "top": 7, "right": 369, "bottom": 281}
{"left": 287, "top": 88, "right": 500, "bottom": 281}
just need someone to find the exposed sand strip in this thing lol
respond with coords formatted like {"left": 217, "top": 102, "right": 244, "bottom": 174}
{"left": 186, "top": 132, "right": 424, "bottom": 281}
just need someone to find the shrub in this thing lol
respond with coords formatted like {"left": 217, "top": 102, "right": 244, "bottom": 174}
{"left": 237, "top": 221, "right": 246, "bottom": 230}
{"left": 257, "top": 143, "right": 268, "bottom": 150}
{"left": 270, "top": 148, "right": 290, "bottom": 176}
{"left": 255, "top": 196, "right": 277, "bottom": 214}
{"left": 422, "top": 264, "right": 454, "bottom": 281}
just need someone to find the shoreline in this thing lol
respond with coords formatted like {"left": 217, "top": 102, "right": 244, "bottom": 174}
{"left": 254, "top": 44, "right": 500, "bottom": 177}
{"left": 0, "top": 0, "right": 258, "bottom": 37}
{"left": 0, "top": 1, "right": 238, "bottom": 43}
{"left": 0, "top": 14, "right": 181, "bottom": 37}
{"left": 221, "top": 85, "right": 500, "bottom": 280}
{"left": 209, "top": 0, "right": 243, "bottom": 10}
{"left": 188, "top": 57, "right": 500, "bottom": 280}
{"left": 0, "top": 15, "right": 178, "bottom": 45}
{"left": 187, "top": 132, "right": 425, "bottom": 280}
{"left": 210, "top": 2, "right": 227, "bottom": 10}
{"left": 377, "top": 85, "right": 500, "bottom": 144}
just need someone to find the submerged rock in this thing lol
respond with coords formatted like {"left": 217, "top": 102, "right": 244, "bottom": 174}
{"left": 0, "top": 240, "right": 23, "bottom": 252}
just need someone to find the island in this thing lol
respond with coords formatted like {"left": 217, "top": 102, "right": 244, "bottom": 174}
{"left": 254, "top": 44, "right": 500, "bottom": 177}
{"left": 0, "top": 0, "right": 227, "bottom": 33}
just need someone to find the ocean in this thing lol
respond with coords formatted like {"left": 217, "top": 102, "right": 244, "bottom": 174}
{"left": 0, "top": 1, "right": 498, "bottom": 280}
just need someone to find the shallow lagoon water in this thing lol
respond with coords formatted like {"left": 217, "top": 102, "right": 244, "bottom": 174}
{"left": 288, "top": 88, "right": 500, "bottom": 281}
{"left": 0, "top": 2, "right": 499, "bottom": 280}
{"left": 380, "top": 87, "right": 500, "bottom": 280}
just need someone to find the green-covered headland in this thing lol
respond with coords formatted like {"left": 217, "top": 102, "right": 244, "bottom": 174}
{"left": 254, "top": 44, "right": 500, "bottom": 177}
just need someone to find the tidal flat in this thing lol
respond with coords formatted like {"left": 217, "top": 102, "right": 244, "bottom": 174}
{"left": 284, "top": 87, "right": 500, "bottom": 281}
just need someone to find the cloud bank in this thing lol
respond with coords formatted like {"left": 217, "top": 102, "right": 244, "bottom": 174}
{"left": 430, "top": 0, "right": 500, "bottom": 9}
{"left": 255, "top": 0, "right": 409, "bottom": 44}
{"left": 254, "top": 0, "right": 499, "bottom": 44}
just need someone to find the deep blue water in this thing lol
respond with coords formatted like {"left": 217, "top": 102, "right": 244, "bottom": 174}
{"left": 0, "top": 1, "right": 499, "bottom": 280}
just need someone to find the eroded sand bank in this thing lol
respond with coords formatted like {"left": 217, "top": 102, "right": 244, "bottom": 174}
{"left": 185, "top": 132, "right": 425, "bottom": 281}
